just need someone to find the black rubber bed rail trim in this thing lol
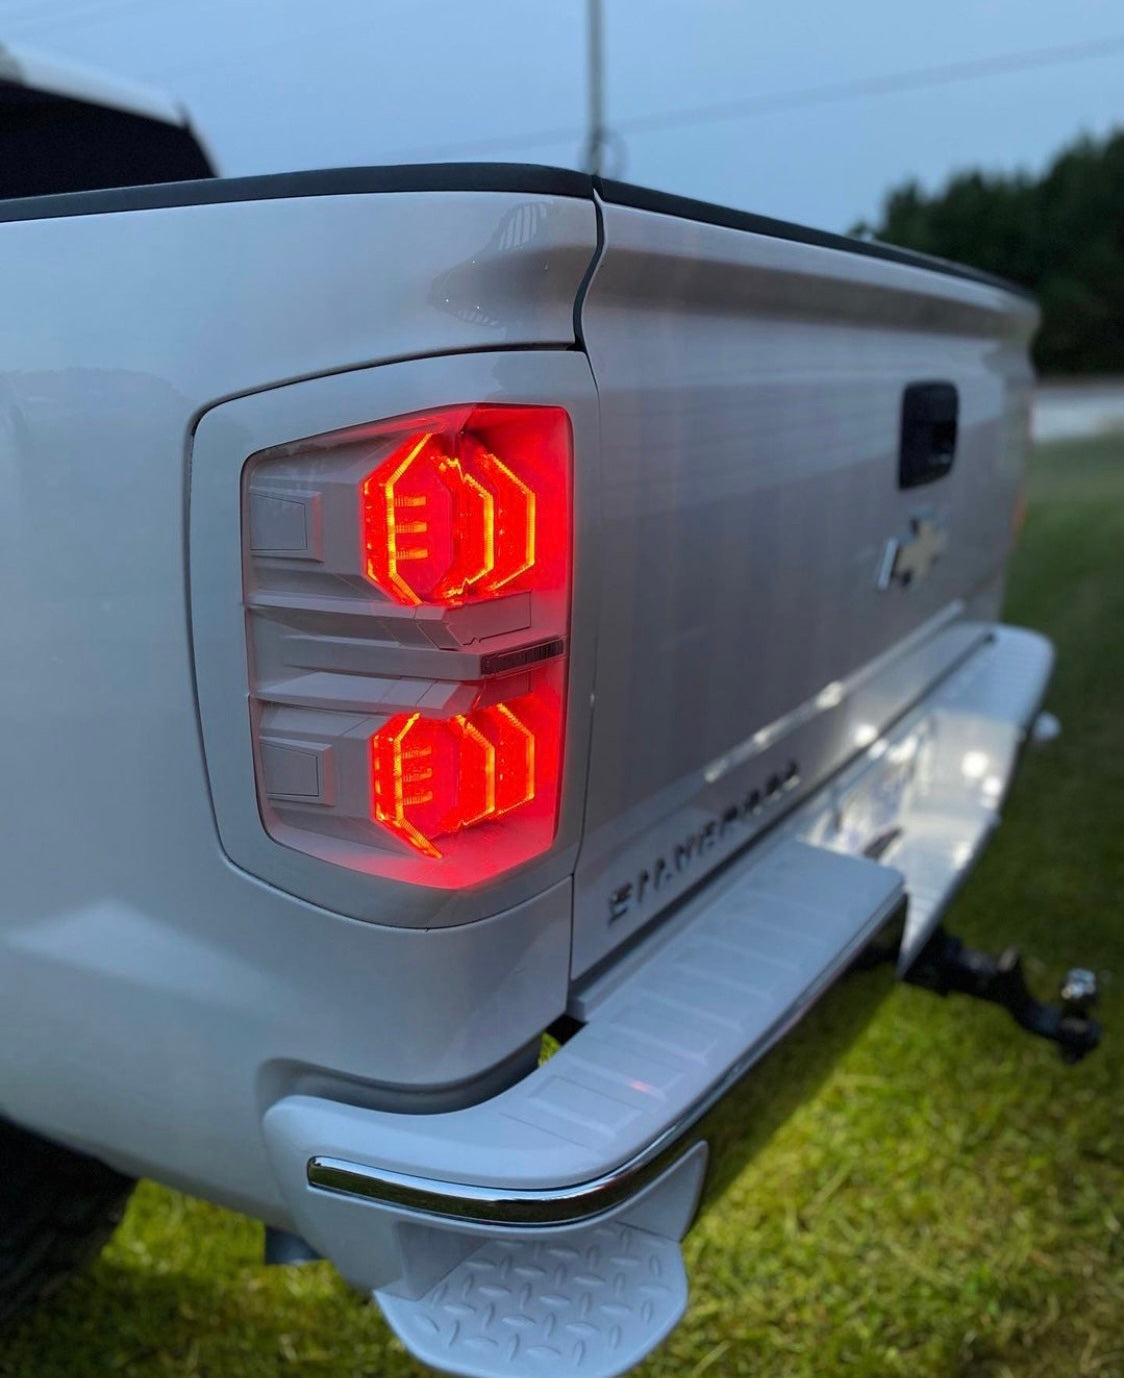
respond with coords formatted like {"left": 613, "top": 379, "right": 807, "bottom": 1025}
{"left": 0, "top": 157, "right": 1032, "bottom": 301}
{"left": 594, "top": 174, "right": 1034, "bottom": 300}
{"left": 0, "top": 162, "right": 595, "bottom": 223}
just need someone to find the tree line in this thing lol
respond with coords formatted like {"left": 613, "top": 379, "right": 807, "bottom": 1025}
{"left": 852, "top": 129, "right": 1124, "bottom": 375}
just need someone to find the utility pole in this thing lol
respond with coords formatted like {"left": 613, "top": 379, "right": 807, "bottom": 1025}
{"left": 583, "top": 0, "right": 607, "bottom": 176}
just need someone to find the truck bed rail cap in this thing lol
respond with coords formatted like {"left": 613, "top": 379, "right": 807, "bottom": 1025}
{"left": 594, "top": 174, "right": 1035, "bottom": 301}
{"left": 0, "top": 163, "right": 594, "bottom": 224}
{"left": 0, "top": 158, "right": 1034, "bottom": 302}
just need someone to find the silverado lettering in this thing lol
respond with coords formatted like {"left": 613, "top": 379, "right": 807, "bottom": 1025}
{"left": 609, "top": 763, "right": 799, "bottom": 922}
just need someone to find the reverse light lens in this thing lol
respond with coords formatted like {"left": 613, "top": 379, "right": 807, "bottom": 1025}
{"left": 361, "top": 406, "right": 568, "bottom": 608}
{"left": 370, "top": 676, "right": 564, "bottom": 875}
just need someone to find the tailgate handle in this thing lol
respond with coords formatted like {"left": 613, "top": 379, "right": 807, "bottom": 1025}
{"left": 899, "top": 381, "right": 958, "bottom": 488}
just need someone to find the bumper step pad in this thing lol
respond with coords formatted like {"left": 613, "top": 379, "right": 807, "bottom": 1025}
{"left": 376, "top": 1221, "right": 687, "bottom": 1378}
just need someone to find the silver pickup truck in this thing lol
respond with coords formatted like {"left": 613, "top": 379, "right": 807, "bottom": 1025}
{"left": 0, "top": 49, "right": 1098, "bottom": 1378}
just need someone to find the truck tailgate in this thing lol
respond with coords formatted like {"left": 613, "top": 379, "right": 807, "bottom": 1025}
{"left": 572, "top": 187, "right": 1037, "bottom": 976}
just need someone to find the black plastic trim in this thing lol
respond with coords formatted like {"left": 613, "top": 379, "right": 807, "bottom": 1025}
{"left": 0, "top": 157, "right": 1031, "bottom": 301}
{"left": 572, "top": 190, "right": 605, "bottom": 346}
{"left": 0, "top": 162, "right": 594, "bottom": 223}
{"left": 595, "top": 175, "right": 1035, "bottom": 300}
{"left": 899, "top": 380, "right": 959, "bottom": 488}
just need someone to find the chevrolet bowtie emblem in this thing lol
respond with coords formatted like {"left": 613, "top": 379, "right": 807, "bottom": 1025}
{"left": 878, "top": 514, "right": 948, "bottom": 590}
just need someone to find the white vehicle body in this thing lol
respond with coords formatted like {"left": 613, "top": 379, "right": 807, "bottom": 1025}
{"left": 0, "top": 52, "right": 1061, "bottom": 1378}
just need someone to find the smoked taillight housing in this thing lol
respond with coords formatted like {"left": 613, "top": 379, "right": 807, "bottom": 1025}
{"left": 243, "top": 404, "right": 571, "bottom": 888}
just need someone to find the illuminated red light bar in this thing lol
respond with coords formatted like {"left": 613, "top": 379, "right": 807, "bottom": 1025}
{"left": 360, "top": 404, "right": 570, "bottom": 879}
{"left": 361, "top": 405, "right": 568, "bottom": 609}
{"left": 370, "top": 676, "right": 564, "bottom": 878}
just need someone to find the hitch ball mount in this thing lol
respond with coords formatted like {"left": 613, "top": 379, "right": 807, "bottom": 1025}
{"left": 907, "top": 927, "right": 1101, "bottom": 1063}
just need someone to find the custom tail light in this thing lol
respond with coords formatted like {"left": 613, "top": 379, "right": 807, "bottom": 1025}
{"left": 361, "top": 419, "right": 566, "bottom": 606}
{"left": 370, "top": 685, "right": 563, "bottom": 868}
{"left": 242, "top": 405, "right": 571, "bottom": 888}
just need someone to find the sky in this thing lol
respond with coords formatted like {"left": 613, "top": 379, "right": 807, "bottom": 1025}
{"left": 0, "top": 0, "right": 1121, "bottom": 232}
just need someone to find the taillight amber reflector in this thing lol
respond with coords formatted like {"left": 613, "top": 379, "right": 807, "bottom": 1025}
{"left": 361, "top": 405, "right": 569, "bottom": 607}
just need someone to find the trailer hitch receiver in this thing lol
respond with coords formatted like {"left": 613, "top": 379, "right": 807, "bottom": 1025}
{"left": 907, "top": 927, "right": 1101, "bottom": 1063}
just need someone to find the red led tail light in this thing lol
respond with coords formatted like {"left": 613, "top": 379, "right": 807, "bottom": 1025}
{"left": 370, "top": 674, "right": 563, "bottom": 878}
{"left": 246, "top": 402, "right": 572, "bottom": 889}
{"left": 361, "top": 406, "right": 568, "bottom": 608}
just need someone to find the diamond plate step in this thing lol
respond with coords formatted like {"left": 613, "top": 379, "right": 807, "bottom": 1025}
{"left": 376, "top": 1221, "right": 687, "bottom": 1378}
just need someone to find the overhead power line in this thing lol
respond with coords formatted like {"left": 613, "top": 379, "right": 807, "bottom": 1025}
{"left": 622, "top": 33, "right": 1124, "bottom": 136}
{"left": 378, "top": 32, "right": 1124, "bottom": 164}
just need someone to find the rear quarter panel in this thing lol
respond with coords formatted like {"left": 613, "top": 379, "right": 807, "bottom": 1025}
{"left": 0, "top": 183, "right": 597, "bottom": 1215}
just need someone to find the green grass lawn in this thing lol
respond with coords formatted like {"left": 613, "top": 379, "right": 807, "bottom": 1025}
{"left": 4, "top": 435, "right": 1124, "bottom": 1378}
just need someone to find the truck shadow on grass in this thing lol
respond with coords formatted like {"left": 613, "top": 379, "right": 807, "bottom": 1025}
{"left": 0, "top": 1251, "right": 426, "bottom": 1377}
